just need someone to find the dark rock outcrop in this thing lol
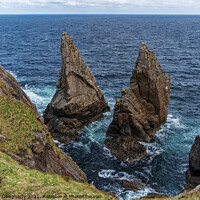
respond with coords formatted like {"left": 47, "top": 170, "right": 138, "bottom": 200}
{"left": 186, "top": 135, "right": 200, "bottom": 188}
{"left": 105, "top": 43, "right": 170, "bottom": 162}
{"left": 44, "top": 33, "right": 109, "bottom": 143}
{"left": 6, "top": 130, "right": 87, "bottom": 183}
{"left": 122, "top": 179, "right": 145, "bottom": 191}
{"left": 0, "top": 65, "right": 37, "bottom": 113}
{"left": 0, "top": 65, "right": 87, "bottom": 183}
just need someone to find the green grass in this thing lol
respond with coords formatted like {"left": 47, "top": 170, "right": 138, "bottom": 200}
{"left": 140, "top": 190, "right": 200, "bottom": 200}
{"left": 0, "top": 80, "right": 6, "bottom": 88}
{"left": 0, "top": 151, "right": 117, "bottom": 199}
{"left": 0, "top": 96, "right": 45, "bottom": 155}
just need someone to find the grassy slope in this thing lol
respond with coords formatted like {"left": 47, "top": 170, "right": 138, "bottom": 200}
{"left": 0, "top": 151, "right": 116, "bottom": 200}
{"left": 0, "top": 97, "right": 199, "bottom": 200}
{"left": 0, "top": 151, "right": 199, "bottom": 200}
{"left": 0, "top": 96, "right": 116, "bottom": 199}
{"left": 0, "top": 96, "right": 44, "bottom": 155}
{"left": 140, "top": 190, "right": 200, "bottom": 200}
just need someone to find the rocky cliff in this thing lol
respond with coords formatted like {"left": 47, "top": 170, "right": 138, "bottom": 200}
{"left": 0, "top": 65, "right": 87, "bottom": 183}
{"left": 186, "top": 135, "right": 200, "bottom": 188}
{"left": 0, "top": 65, "right": 37, "bottom": 113}
{"left": 105, "top": 43, "right": 171, "bottom": 162}
{"left": 44, "top": 33, "right": 110, "bottom": 143}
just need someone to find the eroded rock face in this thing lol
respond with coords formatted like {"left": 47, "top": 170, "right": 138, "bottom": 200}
{"left": 44, "top": 33, "right": 109, "bottom": 143}
{"left": 0, "top": 65, "right": 87, "bottom": 182}
{"left": 0, "top": 65, "right": 37, "bottom": 113}
{"left": 7, "top": 130, "right": 87, "bottom": 183}
{"left": 105, "top": 43, "right": 170, "bottom": 162}
{"left": 186, "top": 135, "right": 200, "bottom": 188}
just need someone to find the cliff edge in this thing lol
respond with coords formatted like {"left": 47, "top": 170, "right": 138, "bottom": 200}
{"left": 0, "top": 65, "right": 87, "bottom": 183}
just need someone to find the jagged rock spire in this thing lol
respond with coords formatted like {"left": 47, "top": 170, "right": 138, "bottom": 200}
{"left": 44, "top": 33, "right": 109, "bottom": 143}
{"left": 105, "top": 43, "right": 170, "bottom": 162}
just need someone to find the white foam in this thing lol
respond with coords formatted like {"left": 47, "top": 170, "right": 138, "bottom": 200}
{"left": 167, "top": 114, "right": 185, "bottom": 129}
{"left": 8, "top": 70, "right": 17, "bottom": 79}
{"left": 124, "top": 187, "right": 156, "bottom": 200}
{"left": 103, "top": 146, "right": 118, "bottom": 160}
{"left": 24, "top": 89, "right": 49, "bottom": 105}
{"left": 98, "top": 169, "right": 116, "bottom": 179}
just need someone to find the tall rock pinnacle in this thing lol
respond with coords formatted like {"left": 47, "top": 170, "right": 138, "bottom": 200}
{"left": 105, "top": 43, "right": 170, "bottom": 162}
{"left": 44, "top": 33, "right": 110, "bottom": 143}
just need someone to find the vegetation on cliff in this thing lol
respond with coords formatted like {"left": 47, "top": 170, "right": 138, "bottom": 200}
{"left": 0, "top": 151, "right": 117, "bottom": 199}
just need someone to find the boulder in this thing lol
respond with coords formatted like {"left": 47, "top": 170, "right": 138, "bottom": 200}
{"left": 186, "top": 135, "right": 200, "bottom": 188}
{"left": 122, "top": 179, "right": 145, "bottom": 190}
{"left": 105, "top": 43, "right": 170, "bottom": 162}
{"left": 44, "top": 33, "right": 109, "bottom": 143}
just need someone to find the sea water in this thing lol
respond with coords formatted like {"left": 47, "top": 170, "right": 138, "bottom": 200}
{"left": 0, "top": 15, "right": 200, "bottom": 199}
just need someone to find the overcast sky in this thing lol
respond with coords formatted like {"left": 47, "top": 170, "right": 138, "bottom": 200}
{"left": 0, "top": 0, "right": 200, "bottom": 14}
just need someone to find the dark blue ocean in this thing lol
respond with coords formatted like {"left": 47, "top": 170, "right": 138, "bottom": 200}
{"left": 0, "top": 15, "right": 200, "bottom": 199}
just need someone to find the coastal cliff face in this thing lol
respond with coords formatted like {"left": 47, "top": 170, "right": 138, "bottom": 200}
{"left": 105, "top": 43, "right": 171, "bottom": 162}
{"left": 186, "top": 135, "right": 200, "bottom": 188}
{"left": 0, "top": 65, "right": 87, "bottom": 183}
{"left": 44, "top": 33, "right": 110, "bottom": 143}
{"left": 0, "top": 65, "right": 37, "bottom": 113}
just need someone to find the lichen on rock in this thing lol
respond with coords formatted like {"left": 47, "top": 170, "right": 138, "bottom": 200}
{"left": 105, "top": 43, "right": 171, "bottom": 162}
{"left": 44, "top": 33, "right": 110, "bottom": 143}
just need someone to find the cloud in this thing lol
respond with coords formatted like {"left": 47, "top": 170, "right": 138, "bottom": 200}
{"left": 1, "top": 0, "right": 200, "bottom": 7}
{"left": 0, "top": 0, "right": 200, "bottom": 13}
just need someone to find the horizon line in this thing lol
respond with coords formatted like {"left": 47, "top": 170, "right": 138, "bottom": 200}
{"left": 0, "top": 13, "right": 200, "bottom": 15}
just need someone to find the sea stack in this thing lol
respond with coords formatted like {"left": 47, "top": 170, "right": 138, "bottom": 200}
{"left": 186, "top": 135, "right": 200, "bottom": 188}
{"left": 105, "top": 43, "right": 170, "bottom": 162}
{"left": 44, "top": 33, "right": 110, "bottom": 143}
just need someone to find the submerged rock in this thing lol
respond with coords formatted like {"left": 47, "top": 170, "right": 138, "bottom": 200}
{"left": 0, "top": 65, "right": 37, "bottom": 113}
{"left": 44, "top": 33, "right": 109, "bottom": 143}
{"left": 105, "top": 43, "right": 170, "bottom": 162}
{"left": 0, "top": 65, "right": 87, "bottom": 183}
{"left": 186, "top": 135, "right": 200, "bottom": 188}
